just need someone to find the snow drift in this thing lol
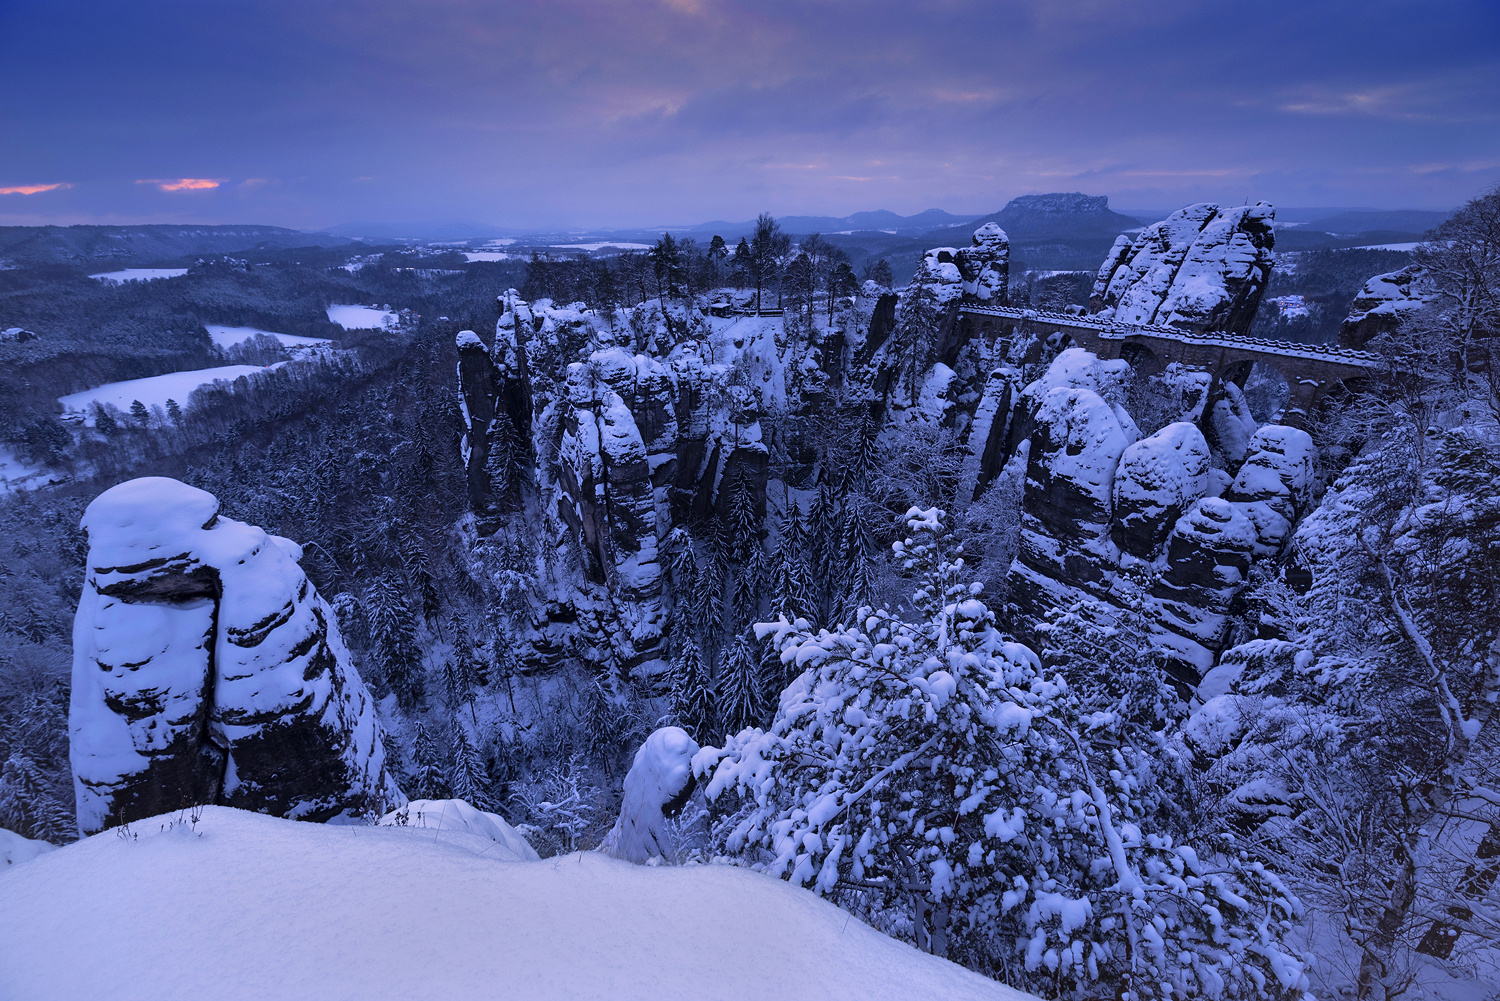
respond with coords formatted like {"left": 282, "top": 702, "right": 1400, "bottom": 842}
{"left": 0, "top": 806, "right": 1032, "bottom": 1001}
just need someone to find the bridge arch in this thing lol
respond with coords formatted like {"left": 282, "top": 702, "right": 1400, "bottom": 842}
{"left": 1218, "top": 359, "right": 1291, "bottom": 424}
{"left": 1118, "top": 339, "right": 1165, "bottom": 376}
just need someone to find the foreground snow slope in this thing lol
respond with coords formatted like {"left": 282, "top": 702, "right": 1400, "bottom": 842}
{"left": 0, "top": 807, "right": 1030, "bottom": 1001}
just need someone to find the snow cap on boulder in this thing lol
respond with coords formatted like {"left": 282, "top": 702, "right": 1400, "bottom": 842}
{"left": 1112, "top": 422, "right": 1211, "bottom": 560}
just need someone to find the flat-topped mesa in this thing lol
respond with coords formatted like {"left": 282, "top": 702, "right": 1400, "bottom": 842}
{"left": 1090, "top": 202, "right": 1275, "bottom": 336}
{"left": 71, "top": 477, "right": 403, "bottom": 834}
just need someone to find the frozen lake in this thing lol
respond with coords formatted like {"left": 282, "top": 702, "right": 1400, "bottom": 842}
{"left": 59, "top": 365, "right": 274, "bottom": 424}
{"left": 206, "top": 324, "right": 333, "bottom": 351}
{"left": 89, "top": 269, "right": 190, "bottom": 284}
{"left": 326, "top": 305, "right": 397, "bottom": 329}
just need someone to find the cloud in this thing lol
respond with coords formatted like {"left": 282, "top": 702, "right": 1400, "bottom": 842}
{"left": 0, "top": 183, "right": 72, "bottom": 196}
{"left": 138, "top": 178, "right": 224, "bottom": 192}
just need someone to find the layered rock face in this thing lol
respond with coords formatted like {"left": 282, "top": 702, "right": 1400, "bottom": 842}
{"left": 1090, "top": 203, "right": 1275, "bottom": 335}
{"left": 1339, "top": 265, "right": 1427, "bottom": 348}
{"left": 1000, "top": 352, "right": 1315, "bottom": 684}
{"left": 71, "top": 477, "right": 403, "bottom": 834}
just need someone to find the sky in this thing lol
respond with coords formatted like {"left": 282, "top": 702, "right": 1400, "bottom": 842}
{"left": 1, "top": 0, "right": 1497, "bottom": 231}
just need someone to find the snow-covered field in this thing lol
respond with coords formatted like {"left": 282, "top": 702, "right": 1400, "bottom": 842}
{"left": 59, "top": 365, "right": 271, "bottom": 423}
{"left": 0, "top": 807, "right": 1027, "bottom": 1001}
{"left": 89, "top": 269, "right": 190, "bottom": 284}
{"left": 463, "top": 251, "right": 512, "bottom": 262}
{"left": 326, "top": 304, "right": 397, "bottom": 329}
{"left": 1353, "top": 241, "right": 1421, "bottom": 251}
{"left": 206, "top": 324, "right": 333, "bottom": 352}
{"left": 0, "top": 444, "right": 60, "bottom": 493}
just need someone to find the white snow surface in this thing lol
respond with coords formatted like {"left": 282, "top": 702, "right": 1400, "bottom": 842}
{"left": 600, "top": 726, "right": 700, "bottom": 863}
{"left": 325, "top": 304, "right": 397, "bottom": 329}
{"left": 205, "top": 325, "right": 333, "bottom": 351}
{"left": 89, "top": 269, "right": 190, "bottom": 284}
{"left": 0, "top": 806, "right": 1030, "bottom": 1001}
{"left": 463, "top": 251, "right": 512, "bottom": 261}
{"left": 0, "top": 444, "right": 59, "bottom": 494}
{"left": 379, "top": 799, "right": 539, "bottom": 861}
{"left": 59, "top": 365, "right": 272, "bottom": 423}
{"left": 0, "top": 827, "right": 55, "bottom": 869}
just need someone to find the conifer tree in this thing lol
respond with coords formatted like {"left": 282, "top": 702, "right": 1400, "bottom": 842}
{"left": 0, "top": 753, "right": 74, "bottom": 843}
{"left": 412, "top": 722, "right": 449, "bottom": 799}
{"left": 448, "top": 723, "right": 490, "bottom": 809}
{"left": 485, "top": 412, "right": 521, "bottom": 508}
{"left": 580, "top": 677, "right": 620, "bottom": 777}
{"left": 165, "top": 398, "right": 183, "bottom": 424}
{"left": 367, "top": 577, "right": 421, "bottom": 707}
{"left": 717, "top": 631, "right": 764, "bottom": 737}
{"left": 832, "top": 499, "right": 875, "bottom": 626}
{"left": 770, "top": 506, "right": 816, "bottom": 623}
{"left": 129, "top": 399, "right": 150, "bottom": 428}
{"left": 727, "top": 469, "right": 760, "bottom": 562}
{"left": 670, "top": 631, "right": 714, "bottom": 744}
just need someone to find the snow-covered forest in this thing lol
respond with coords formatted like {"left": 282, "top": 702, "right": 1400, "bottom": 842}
{"left": 2, "top": 188, "right": 1498, "bottom": 1001}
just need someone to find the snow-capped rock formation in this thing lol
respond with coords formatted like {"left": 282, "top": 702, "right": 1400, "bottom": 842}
{"left": 1339, "top": 265, "right": 1427, "bottom": 348}
{"left": 955, "top": 222, "right": 1009, "bottom": 305}
{"left": 1112, "top": 422, "right": 1212, "bottom": 560}
{"left": 599, "top": 726, "right": 700, "bottom": 863}
{"left": 1090, "top": 202, "right": 1275, "bottom": 335}
{"left": 379, "top": 799, "right": 540, "bottom": 860}
{"left": 1000, "top": 350, "right": 1316, "bottom": 685}
{"left": 70, "top": 477, "right": 403, "bottom": 834}
{"left": 456, "top": 293, "right": 772, "bottom": 675}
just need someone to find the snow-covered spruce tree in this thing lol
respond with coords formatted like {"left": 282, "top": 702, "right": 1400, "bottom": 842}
{"left": 700, "top": 508, "right": 1310, "bottom": 1000}
{"left": 411, "top": 722, "right": 450, "bottom": 801}
{"left": 0, "top": 752, "right": 74, "bottom": 843}
{"left": 717, "top": 630, "right": 765, "bottom": 738}
{"left": 769, "top": 505, "right": 817, "bottom": 623}
{"left": 448, "top": 723, "right": 491, "bottom": 810}
{"left": 669, "top": 631, "right": 715, "bottom": 745}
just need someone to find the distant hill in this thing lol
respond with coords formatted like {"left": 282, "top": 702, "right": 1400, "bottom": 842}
{"left": 1298, "top": 209, "right": 1451, "bottom": 237}
{"left": 679, "top": 208, "right": 982, "bottom": 240}
{"left": 0, "top": 225, "right": 353, "bottom": 268}
{"left": 912, "top": 193, "right": 1146, "bottom": 272}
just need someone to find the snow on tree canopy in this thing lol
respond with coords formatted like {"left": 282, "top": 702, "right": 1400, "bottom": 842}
{"left": 70, "top": 477, "right": 403, "bottom": 834}
{"left": 599, "top": 725, "right": 700, "bottom": 863}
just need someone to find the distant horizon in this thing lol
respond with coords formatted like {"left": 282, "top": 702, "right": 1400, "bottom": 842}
{"left": 0, "top": 196, "right": 1461, "bottom": 240}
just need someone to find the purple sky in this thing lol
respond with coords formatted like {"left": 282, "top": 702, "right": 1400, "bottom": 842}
{"left": 1, "top": 0, "right": 1496, "bottom": 230}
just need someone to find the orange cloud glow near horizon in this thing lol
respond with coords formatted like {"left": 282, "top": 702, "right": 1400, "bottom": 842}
{"left": 139, "top": 178, "right": 223, "bottom": 191}
{"left": 0, "top": 183, "right": 71, "bottom": 195}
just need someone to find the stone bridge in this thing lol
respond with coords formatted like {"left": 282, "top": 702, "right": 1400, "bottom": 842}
{"left": 958, "top": 304, "right": 1385, "bottom": 424}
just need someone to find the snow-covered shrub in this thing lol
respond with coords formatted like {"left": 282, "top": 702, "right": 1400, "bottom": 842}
{"left": 699, "top": 508, "right": 1310, "bottom": 1000}
{"left": 600, "top": 725, "right": 700, "bottom": 863}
